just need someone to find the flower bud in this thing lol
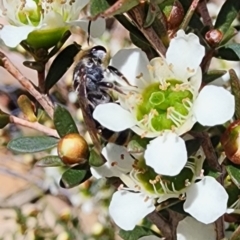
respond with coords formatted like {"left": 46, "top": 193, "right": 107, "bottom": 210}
{"left": 205, "top": 29, "right": 223, "bottom": 48}
{"left": 57, "top": 133, "right": 89, "bottom": 165}
{"left": 161, "top": 0, "right": 184, "bottom": 31}
{"left": 221, "top": 120, "right": 240, "bottom": 164}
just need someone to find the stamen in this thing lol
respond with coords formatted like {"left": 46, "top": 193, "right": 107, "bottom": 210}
{"left": 167, "top": 107, "right": 188, "bottom": 127}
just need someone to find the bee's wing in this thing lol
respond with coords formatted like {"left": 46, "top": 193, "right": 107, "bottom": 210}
{"left": 78, "top": 75, "right": 106, "bottom": 163}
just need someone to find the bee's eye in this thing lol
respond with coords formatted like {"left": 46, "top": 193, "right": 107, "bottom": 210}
{"left": 91, "top": 45, "right": 107, "bottom": 60}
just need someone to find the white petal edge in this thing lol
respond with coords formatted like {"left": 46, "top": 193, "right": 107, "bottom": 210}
{"left": 144, "top": 132, "right": 187, "bottom": 176}
{"left": 184, "top": 176, "right": 228, "bottom": 224}
{"left": 110, "top": 48, "right": 150, "bottom": 88}
{"left": 109, "top": 190, "right": 155, "bottom": 230}
{"left": 177, "top": 216, "right": 216, "bottom": 240}
{"left": 90, "top": 163, "right": 114, "bottom": 179}
{"left": 166, "top": 29, "right": 205, "bottom": 81}
{"left": 0, "top": 25, "right": 35, "bottom": 48}
{"left": 193, "top": 85, "right": 235, "bottom": 126}
{"left": 93, "top": 103, "right": 137, "bottom": 132}
{"left": 138, "top": 236, "right": 162, "bottom": 240}
{"left": 102, "top": 143, "right": 135, "bottom": 173}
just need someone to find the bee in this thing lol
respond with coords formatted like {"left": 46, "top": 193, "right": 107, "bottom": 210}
{"left": 72, "top": 45, "right": 132, "bottom": 156}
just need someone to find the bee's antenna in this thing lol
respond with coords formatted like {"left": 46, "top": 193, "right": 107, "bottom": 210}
{"left": 87, "top": 21, "right": 92, "bottom": 46}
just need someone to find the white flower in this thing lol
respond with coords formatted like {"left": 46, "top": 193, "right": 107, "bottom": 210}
{"left": 91, "top": 143, "right": 228, "bottom": 230}
{"left": 139, "top": 217, "right": 217, "bottom": 240}
{"left": 0, "top": 0, "right": 105, "bottom": 48}
{"left": 93, "top": 30, "right": 235, "bottom": 176}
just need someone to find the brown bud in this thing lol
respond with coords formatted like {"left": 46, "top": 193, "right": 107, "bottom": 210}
{"left": 57, "top": 133, "right": 89, "bottom": 165}
{"left": 221, "top": 120, "right": 240, "bottom": 164}
{"left": 162, "top": 0, "right": 184, "bottom": 31}
{"left": 205, "top": 29, "right": 223, "bottom": 48}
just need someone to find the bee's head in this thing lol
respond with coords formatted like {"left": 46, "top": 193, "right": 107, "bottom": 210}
{"left": 90, "top": 45, "right": 107, "bottom": 62}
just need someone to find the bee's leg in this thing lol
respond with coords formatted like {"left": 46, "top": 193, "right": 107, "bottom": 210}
{"left": 107, "top": 65, "right": 133, "bottom": 86}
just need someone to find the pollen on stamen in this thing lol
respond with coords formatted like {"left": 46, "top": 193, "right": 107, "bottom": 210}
{"left": 187, "top": 67, "right": 195, "bottom": 73}
{"left": 120, "top": 154, "right": 124, "bottom": 160}
{"left": 136, "top": 72, "right": 143, "bottom": 79}
{"left": 144, "top": 196, "right": 150, "bottom": 202}
{"left": 179, "top": 193, "right": 186, "bottom": 200}
{"left": 185, "top": 179, "right": 191, "bottom": 187}
{"left": 111, "top": 161, "right": 118, "bottom": 167}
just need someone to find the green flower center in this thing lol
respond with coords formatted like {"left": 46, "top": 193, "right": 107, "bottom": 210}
{"left": 136, "top": 81, "right": 193, "bottom": 132}
{"left": 131, "top": 158, "right": 196, "bottom": 195}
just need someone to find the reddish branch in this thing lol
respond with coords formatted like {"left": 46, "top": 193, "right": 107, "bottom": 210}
{"left": 9, "top": 115, "right": 59, "bottom": 138}
{"left": 0, "top": 52, "right": 54, "bottom": 119}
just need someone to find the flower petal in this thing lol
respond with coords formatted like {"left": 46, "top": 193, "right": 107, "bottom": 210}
{"left": 166, "top": 30, "right": 205, "bottom": 81}
{"left": 193, "top": 85, "right": 235, "bottom": 126}
{"left": 0, "top": 25, "right": 34, "bottom": 48}
{"left": 90, "top": 163, "right": 114, "bottom": 179}
{"left": 69, "top": 17, "right": 106, "bottom": 38}
{"left": 102, "top": 143, "right": 135, "bottom": 173}
{"left": 149, "top": 57, "right": 175, "bottom": 83}
{"left": 184, "top": 176, "right": 228, "bottom": 224}
{"left": 138, "top": 236, "right": 162, "bottom": 240}
{"left": 144, "top": 132, "right": 187, "bottom": 176}
{"left": 110, "top": 48, "right": 150, "bottom": 87}
{"left": 93, "top": 103, "right": 137, "bottom": 132}
{"left": 177, "top": 217, "right": 216, "bottom": 240}
{"left": 109, "top": 190, "right": 155, "bottom": 230}
{"left": 189, "top": 67, "right": 202, "bottom": 94}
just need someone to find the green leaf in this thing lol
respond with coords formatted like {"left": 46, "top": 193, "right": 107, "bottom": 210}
{"left": 144, "top": 3, "right": 158, "bottom": 28}
{"left": 226, "top": 164, "right": 240, "bottom": 189}
{"left": 203, "top": 70, "right": 227, "bottom": 84}
{"left": 102, "top": 0, "right": 140, "bottom": 16}
{"left": 60, "top": 165, "right": 91, "bottom": 188}
{"left": 7, "top": 136, "right": 59, "bottom": 153}
{"left": 214, "top": 0, "right": 240, "bottom": 36}
{"left": 0, "top": 110, "right": 10, "bottom": 128}
{"left": 35, "top": 155, "right": 65, "bottom": 167}
{"left": 230, "top": 69, "right": 240, "bottom": 119}
{"left": 45, "top": 43, "right": 81, "bottom": 91}
{"left": 53, "top": 104, "right": 79, "bottom": 137}
{"left": 119, "top": 226, "right": 156, "bottom": 240}
{"left": 220, "top": 26, "right": 237, "bottom": 46}
{"left": 89, "top": 148, "right": 105, "bottom": 167}
{"left": 216, "top": 43, "right": 240, "bottom": 61}
{"left": 90, "top": 0, "right": 109, "bottom": 16}
{"left": 226, "top": 183, "right": 240, "bottom": 207}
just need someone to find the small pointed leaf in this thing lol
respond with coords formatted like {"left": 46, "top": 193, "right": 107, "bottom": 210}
{"left": 229, "top": 69, "right": 240, "bottom": 119}
{"left": 60, "top": 165, "right": 91, "bottom": 188}
{"left": 23, "top": 61, "right": 44, "bottom": 71}
{"left": 203, "top": 70, "right": 227, "bottom": 84}
{"left": 214, "top": 0, "right": 240, "bottom": 36}
{"left": 226, "top": 164, "right": 240, "bottom": 189}
{"left": 7, "top": 136, "right": 59, "bottom": 153}
{"left": 89, "top": 148, "right": 105, "bottom": 167}
{"left": 119, "top": 226, "right": 157, "bottom": 240}
{"left": 53, "top": 104, "right": 79, "bottom": 137}
{"left": 45, "top": 43, "right": 81, "bottom": 91}
{"left": 226, "top": 183, "right": 240, "bottom": 207}
{"left": 91, "top": 0, "right": 140, "bottom": 17}
{"left": 35, "top": 155, "right": 65, "bottom": 167}
{"left": 0, "top": 110, "right": 10, "bottom": 128}
{"left": 216, "top": 43, "right": 240, "bottom": 61}
{"left": 90, "top": 0, "right": 109, "bottom": 16}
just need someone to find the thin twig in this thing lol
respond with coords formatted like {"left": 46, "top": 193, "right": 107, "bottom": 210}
{"left": 180, "top": 0, "right": 200, "bottom": 30}
{"left": 148, "top": 210, "right": 175, "bottom": 240}
{"left": 37, "top": 67, "right": 45, "bottom": 93}
{"left": 0, "top": 52, "right": 54, "bottom": 119}
{"left": 128, "top": 5, "right": 166, "bottom": 56}
{"left": 9, "top": 115, "right": 59, "bottom": 138}
{"left": 197, "top": 0, "right": 213, "bottom": 28}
